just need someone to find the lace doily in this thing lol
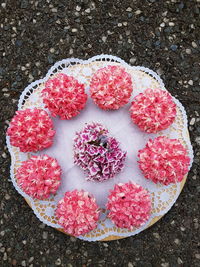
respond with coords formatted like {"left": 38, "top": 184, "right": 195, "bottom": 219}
{"left": 6, "top": 55, "right": 193, "bottom": 241}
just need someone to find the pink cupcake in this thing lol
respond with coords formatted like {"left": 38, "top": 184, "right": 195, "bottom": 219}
{"left": 42, "top": 73, "right": 87, "bottom": 119}
{"left": 90, "top": 65, "right": 133, "bottom": 110}
{"left": 130, "top": 88, "right": 177, "bottom": 133}
{"left": 7, "top": 108, "right": 55, "bottom": 152}
{"left": 106, "top": 182, "right": 151, "bottom": 229}
{"left": 16, "top": 155, "right": 61, "bottom": 199}
{"left": 56, "top": 190, "right": 100, "bottom": 236}
{"left": 138, "top": 136, "right": 190, "bottom": 185}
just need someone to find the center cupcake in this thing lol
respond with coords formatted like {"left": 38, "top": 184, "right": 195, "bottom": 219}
{"left": 73, "top": 122, "right": 127, "bottom": 182}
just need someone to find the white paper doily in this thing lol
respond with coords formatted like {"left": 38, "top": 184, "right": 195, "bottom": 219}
{"left": 6, "top": 55, "right": 193, "bottom": 241}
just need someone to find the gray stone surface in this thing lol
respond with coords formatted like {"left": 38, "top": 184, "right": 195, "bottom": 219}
{"left": 0, "top": 0, "right": 199, "bottom": 266}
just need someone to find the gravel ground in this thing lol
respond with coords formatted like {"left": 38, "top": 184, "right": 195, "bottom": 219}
{"left": 0, "top": 0, "right": 200, "bottom": 266}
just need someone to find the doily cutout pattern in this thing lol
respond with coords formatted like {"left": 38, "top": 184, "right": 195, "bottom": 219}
{"left": 6, "top": 55, "right": 193, "bottom": 241}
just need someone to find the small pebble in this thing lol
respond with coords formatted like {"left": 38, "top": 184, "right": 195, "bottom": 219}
{"left": 35, "top": 62, "right": 40, "bottom": 67}
{"left": 55, "top": 258, "right": 61, "bottom": 265}
{"left": 192, "top": 175, "right": 197, "bottom": 180}
{"left": 3, "top": 93, "right": 9, "bottom": 98}
{"left": 195, "top": 137, "right": 200, "bottom": 145}
{"left": 102, "top": 36, "right": 107, "bottom": 42}
{"left": 192, "top": 41, "right": 198, "bottom": 48}
{"left": 129, "top": 57, "right": 136, "bottom": 64}
{"left": 197, "top": 127, "right": 200, "bottom": 133}
{"left": 66, "top": 249, "right": 71, "bottom": 255}
{"left": 186, "top": 48, "right": 191, "bottom": 54}
{"left": 190, "top": 118, "right": 195, "bottom": 125}
{"left": 20, "top": 0, "right": 28, "bottom": 9}
{"left": 177, "top": 257, "right": 183, "bottom": 264}
{"left": 135, "top": 10, "right": 142, "bottom": 15}
{"left": 76, "top": 6, "right": 81, "bottom": 11}
{"left": 1, "top": 152, "right": 7, "bottom": 158}
{"left": 170, "top": 44, "right": 178, "bottom": 51}
{"left": 153, "top": 233, "right": 160, "bottom": 239}
{"left": 3, "top": 252, "right": 7, "bottom": 261}
{"left": 5, "top": 194, "right": 10, "bottom": 200}
{"left": 50, "top": 48, "right": 55, "bottom": 53}
{"left": 42, "top": 231, "right": 48, "bottom": 239}
{"left": 0, "top": 247, "right": 5, "bottom": 253}
{"left": 29, "top": 257, "right": 34, "bottom": 263}
{"left": 157, "top": 68, "right": 163, "bottom": 75}
{"left": 127, "top": 12, "right": 133, "bottom": 19}
{"left": 39, "top": 223, "right": 45, "bottom": 229}
{"left": 70, "top": 236, "right": 76, "bottom": 242}
{"left": 174, "top": 238, "right": 180, "bottom": 245}
{"left": 188, "top": 80, "right": 193, "bottom": 85}
{"left": 0, "top": 231, "right": 5, "bottom": 236}
{"left": 195, "top": 254, "right": 200, "bottom": 259}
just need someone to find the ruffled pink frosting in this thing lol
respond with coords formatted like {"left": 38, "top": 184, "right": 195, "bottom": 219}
{"left": 7, "top": 108, "right": 55, "bottom": 152}
{"left": 130, "top": 88, "right": 177, "bottom": 133}
{"left": 106, "top": 182, "right": 151, "bottom": 229}
{"left": 42, "top": 73, "right": 87, "bottom": 119}
{"left": 16, "top": 154, "right": 61, "bottom": 199}
{"left": 90, "top": 65, "right": 133, "bottom": 110}
{"left": 56, "top": 190, "right": 100, "bottom": 236}
{"left": 138, "top": 136, "right": 190, "bottom": 185}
